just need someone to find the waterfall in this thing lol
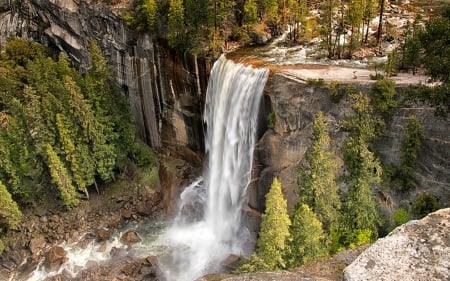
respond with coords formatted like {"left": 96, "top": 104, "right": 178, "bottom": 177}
{"left": 159, "top": 55, "right": 269, "bottom": 281}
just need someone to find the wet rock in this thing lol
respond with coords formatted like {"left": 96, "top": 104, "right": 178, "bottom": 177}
{"left": 344, "top": 208, "right": 450, "bottom": 281}
{"left": 120, "top": 230, "right": 141, "bottom": 245}
{"left": 96, "top": 229, "right": 111, "bottom": 242}
{"left": 220, "top": 254, "right": 241, "bottom": 270}
{"left": 43, "top": 246, "right": 68, "bottom": 272}
{"left": 122, "top": 209, "right": 133, "bottom": 219}
{"left": 29, "top": 236, "right": 46, "bottom": 255}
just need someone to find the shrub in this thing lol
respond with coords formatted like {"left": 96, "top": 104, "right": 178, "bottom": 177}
{"left": 371, "top": 79, "right": 398, "bottom": 117}
{"left": 267, "top": 111, "right": 276, "bottom": 129}
{"left": 392, "top": 208, "right": 410, "bottom": 226}
{"left": 328, "top": 81, "right": 355, "bottom": 103}
{"left": 132, "top": 140, "right": 158, "bottom": 167}
{"left": 413, "top": 193, "right": 440, "bottom": 218}
{"left": 307, "top": 78, "right": 326, "bottom": 87}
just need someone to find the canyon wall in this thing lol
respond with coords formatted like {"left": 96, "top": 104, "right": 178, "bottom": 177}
{"left": 0, "top": 0, "right": 211, "bottom": 154}
{"left": 250, "top": 74, "right": 450, "bottom": 222}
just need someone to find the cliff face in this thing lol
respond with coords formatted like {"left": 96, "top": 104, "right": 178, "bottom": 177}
{"left": 0, "top": 0, "right": 211, "bottom": 153}
{"left": 250, "top": 74, "right": 450, "bottom": 217}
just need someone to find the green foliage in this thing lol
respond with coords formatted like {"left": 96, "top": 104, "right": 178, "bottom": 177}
{"left": 328, "top": 81, "right": 355, "bottom": 103}
{"left": 267, "top": 111, "right": 275, "bottom": 129}
{"left": 397, "top": 115, "right": 423, "bottom": 190}
{"left": 0, "top": 38, "right": 135, "bottom": 208}
{"left": 297, "top": 111, "right": 340, "bottom": 232}
{"left": 46, "top": 144, "right": 79, "bottom": 209}
{"left": 392, "top": 208, "right": 410, "bottom": 226}
{"left": 370, "top": 78, "right": 398, "bottom": 117}
{"left": 413, "top": 193, "right": 440, "bottom": 219}
{"left": 248, "top": 177, "right": 291, "bottom": 271}
{"left": 384, "top": 50, "right": 399, "bottom": 77}
{"left": 0, "top": 180, "right": 22, "bottom": 229}
{"left": 419, "top": 5, "right": 450, "bottom": 84}
{"left": 306, "top": 78, "right": 326, "bottom": 87}
{"left": 342, "top": 92, "right": 385, "bottom": 143}
{"left": 286, "top": 204, "right": 328, "bottom": 267}
{"left": 124, "top": 0, "right": 159, "bottom": 32}
{"left": 133, "top": 139, "right": 158, "bottom": 167}
{"left": 0, "top": 238, "right": 4, "bottom": 255}
{"left": 168, "top": 0, "right": 186, "bottom": 49}
{"left": 347, "top": 229, "right": 373, "bottom": 248}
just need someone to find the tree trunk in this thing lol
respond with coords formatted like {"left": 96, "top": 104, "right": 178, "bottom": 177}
{"left": 376, "top": 0, "right": 385, "bottom": 46}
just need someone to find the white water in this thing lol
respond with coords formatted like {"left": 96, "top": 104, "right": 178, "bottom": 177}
{"left": 20, "top": 55, "right": 268, "bottom": 281}
{"left": 158, "top": 55, "right": 269, "bottom": 281}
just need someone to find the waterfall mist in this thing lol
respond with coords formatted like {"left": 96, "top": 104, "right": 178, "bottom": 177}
{"left": 159, "top": 55, "right": 269, "bottom": 281}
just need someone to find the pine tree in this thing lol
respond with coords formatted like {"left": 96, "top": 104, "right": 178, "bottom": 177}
{"left": 286, "top": 204, "right": 327, "bottom": 267}
{"left": 297, "top": 111, "right": 340, "bottom": 233}
{"left": 342, "top": 135, "right": 382, "bottom": 244}
{"left": 45, "top": 143, "right": 79, "bottom": 209}
{"left": 240, "top": 177, "right": 291, "bottom": 272}
{"left": 399, "top": 115, "right": 423, "bottom": 190}
{"left": 168, "top": 0, "right": 186, "bottom": 49}
{"left": 0, "top": 180, "right": 22, "bottom": 230}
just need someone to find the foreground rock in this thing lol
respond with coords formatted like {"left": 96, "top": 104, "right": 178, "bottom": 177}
{"left": 344, "top": 208, "right": 450, "bottom": 281}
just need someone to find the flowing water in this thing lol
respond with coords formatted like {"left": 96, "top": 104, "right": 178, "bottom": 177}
{"left": 158, "top": 55, "right": 269, "bottom": 281}
{"left": 21, "top": 55, "right": 269, "bottom": 281}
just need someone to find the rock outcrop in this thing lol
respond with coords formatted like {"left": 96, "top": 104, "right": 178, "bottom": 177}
{"left": 344, "top": 208, "right": 450, "bottom": 281}
{"left": 251, "top": 73, "right": 450, "bottom": 216}
{"left": 0, "top": 0, "right": 211, "bottom": 153}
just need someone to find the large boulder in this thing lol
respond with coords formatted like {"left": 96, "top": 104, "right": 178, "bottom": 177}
{"left": 43, "top": 246, "right": 68, "bottom": 272}
{"left": 344, "top": 208, "right": 450, "bottom": 281}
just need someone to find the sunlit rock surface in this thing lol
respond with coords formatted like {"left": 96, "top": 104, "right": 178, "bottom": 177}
{"left": 344, "top": 208, "right": 450, "bottom": 281}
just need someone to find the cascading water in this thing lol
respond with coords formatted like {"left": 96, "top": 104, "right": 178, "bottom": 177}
{"left": 158, "top": 55, "right": 269, "bottom": 281}
{"left": 19, "top": 55, "right": 268, "bottom": 281}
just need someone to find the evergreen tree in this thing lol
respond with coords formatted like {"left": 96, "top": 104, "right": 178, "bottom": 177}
{"left": 297, "top": 111, "right": 340, "bottom": 232}
{"left": 240, "top": 177, "right": 291, "bottom": 272}
{"left": 45, "top": 143, "right": 79, "bottom": 209}
{"left": 286, "top": 204, "right": 327, "bottom": 267}
{"left": 168, "top": 0, "right": 186, "bottom": 49}
{"left": 0, "top": 180, "right": 22, "bottom": 230}
{"left": 342, "top": 135, "right": 382, "bottom": 244}
{"left": 399, "top": 115, "right": 423, "bottom": 190}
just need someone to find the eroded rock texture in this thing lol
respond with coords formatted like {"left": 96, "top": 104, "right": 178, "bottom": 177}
{"left": 0, "top": 0, "right": 211, "bottom": 152}
{"left": 344, "top": 208, "right": 450, "bottom": 281}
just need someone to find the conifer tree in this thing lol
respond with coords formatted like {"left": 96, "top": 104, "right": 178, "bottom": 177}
{"left": 0, "top": 180, "right": 22, "bottom": 230}
{"left": 297, "top": 111, "right": 340, "bottom": 233}
{"left": 239, "top": 177, "right": 291, "bottom": 272}
{"left": 286, "top": 204, "right": 327, "bottom": 267}
{"left": 168, "top": 0, "right": 186, "bottom": 49}
{"left": 45, "top": 143, "right": 79, "bottom": 209}
{"left": 257, "top": 177, "right": 291, "bottom": 269}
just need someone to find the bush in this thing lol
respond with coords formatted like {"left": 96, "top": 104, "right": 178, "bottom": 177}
{"left": 133, "top": 140, "right": 158, "bottom": 167}
{"left": 328, "top": 81, "right": 355, "bottom": 103}
{"left": 307, "top": 78, "right": 326, "bottom": 87}
{"left": 0, "top": 239, "right": 4, "bottom": 255}
{"left": 267, "top": 111, "right": 275, "bottom": 129}
{"left": 413, "top": 193, "right": 440, "bottom": 218}
{"left": 371, "top": 79, "right": 398, "bottom": 117}
{"left": 392, "top": 208, "right": 410, "bottom": 226}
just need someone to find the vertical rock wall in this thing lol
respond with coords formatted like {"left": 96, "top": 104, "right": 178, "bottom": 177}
{"left": 0, "top": 0, "right": 211, "bottom": 154}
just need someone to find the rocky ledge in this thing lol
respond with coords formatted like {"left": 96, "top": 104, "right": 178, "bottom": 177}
{"left": 344, "top": 208, "right": 450, "bottom": 281}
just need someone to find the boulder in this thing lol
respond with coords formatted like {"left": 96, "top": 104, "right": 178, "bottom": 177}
{"left": 96, "top": 229, "right": 111, "bottom": 242}
{"left": 120, "top": 230, "right": 142, "bottom": 245}
{"left": 344, "top": 208, "right": 450, "bottom": 281}
{"left": 43, "top": 246, "right": 68, "bottom": 272}
{"left": 29, "top": 236, "right": 46, "bottom": 255}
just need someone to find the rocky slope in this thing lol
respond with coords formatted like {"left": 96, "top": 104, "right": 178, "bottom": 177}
{"left": 344, "top": 208, "right": 450, "bottom": 281}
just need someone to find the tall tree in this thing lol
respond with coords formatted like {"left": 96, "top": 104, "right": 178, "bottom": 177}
{"left": 45, "top": 144, "right": 79, "bottom": 209}
{"left": 375, "top": 0, "right": 385, "bottom": 45}
{"left": 297, "top": 111, "right": 340, "bottom": 233}
{"left": 286, "top": 204, "right": 327, "bottom": 267}
{"left": 168, "top": 0, "right": 186, "bottom": 49}
{"left": 240, "top": 177, "right": 291, "bottom": 272}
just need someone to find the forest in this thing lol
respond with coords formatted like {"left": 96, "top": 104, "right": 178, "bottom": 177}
{"left": 0, "top": 38, "right": 157, "bottom": 252}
